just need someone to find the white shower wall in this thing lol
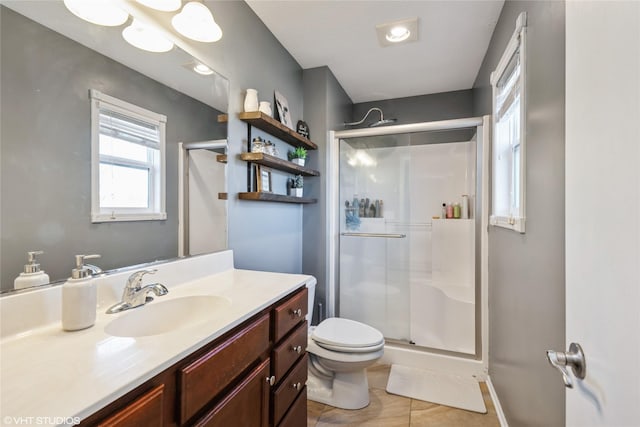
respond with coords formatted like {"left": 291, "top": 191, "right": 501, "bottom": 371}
{"left": 339, "top": 139, "right": 476, "bottom": 355}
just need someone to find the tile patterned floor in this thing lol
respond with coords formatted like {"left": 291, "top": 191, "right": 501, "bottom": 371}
{"left": 307, "top": 365, "right": 500, "bottom": 427}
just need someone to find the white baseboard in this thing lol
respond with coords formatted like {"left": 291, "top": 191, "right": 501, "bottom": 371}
{"left": 486, "top": 376, "right": 509, "bottom": 427}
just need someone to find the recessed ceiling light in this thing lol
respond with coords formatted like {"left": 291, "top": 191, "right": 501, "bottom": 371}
{"left": 193, "top": 63, "right": 214, "bottom": 75}
{"left": 386, "top": 26, "right": 411, "bottom": 43}
{"left": 376, "top": 18, "right": 419, "bottom": 47}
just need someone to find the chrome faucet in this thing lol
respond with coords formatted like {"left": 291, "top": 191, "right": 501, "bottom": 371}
{"left": 106, "top": 269, "right": 168, "bottom": 314}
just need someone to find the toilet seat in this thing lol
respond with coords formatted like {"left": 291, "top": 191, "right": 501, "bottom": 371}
{"left": 311, "top": 317, "right": 384, "bottom": 353}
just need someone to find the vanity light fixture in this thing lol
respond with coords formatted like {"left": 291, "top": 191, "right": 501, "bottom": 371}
{"left": 122, "top": 19, "right": 174, "bottom": 53}
{"left": 63, "top": 0, "right": 128, "bottom": 27}
{"left": 375, "top": 18, "right": 419, "bottom": 47}
{"left": 172, "top": 2, "right": 222, "bottom": 43}
{"left": 135, "top": 0, "right": 182, "bottom": 12}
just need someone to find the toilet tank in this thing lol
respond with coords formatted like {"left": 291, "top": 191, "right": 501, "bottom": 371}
{"left": 306, "top": 279, "right": 316, "bottom": 324}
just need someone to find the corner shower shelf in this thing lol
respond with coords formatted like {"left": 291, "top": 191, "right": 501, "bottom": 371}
{"left": 238, "top": 192, "right": 317, "bottom": 204}
{"left": 238, "top": 112, "right": 318, "bottom": 150}
{"left": 239, "top": 153, "right": 319, "bottom": 176}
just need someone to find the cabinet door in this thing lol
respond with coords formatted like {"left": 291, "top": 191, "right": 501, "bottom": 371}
{"left": 193, "top": 359, "right": 270, "bottom": 427}
{"left": 97, "top": 385, "right": 164, "bottom": 427}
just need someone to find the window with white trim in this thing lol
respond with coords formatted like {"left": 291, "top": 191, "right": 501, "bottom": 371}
{"left": 90, "top": 90, "right": 167, "bottom": 222}
{"left": 490, "top": 12, "right": 527, "bottom": 233}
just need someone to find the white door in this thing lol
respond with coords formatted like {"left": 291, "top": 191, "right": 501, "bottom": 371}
{"left": 178, "top": 141, "right": 227, "bottom": 257}
{"left": 564, "top": 1, "right": 640, "bottom": 425}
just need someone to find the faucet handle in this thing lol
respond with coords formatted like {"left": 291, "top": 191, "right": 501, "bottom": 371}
{"left": 126, "top": 269, "right": 158, "bottom": 290}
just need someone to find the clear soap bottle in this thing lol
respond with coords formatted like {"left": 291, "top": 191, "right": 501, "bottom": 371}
{"left": 62, "top": 254, "right": 101, "bottom": 331}
{"left": 14, "top": 251, "right": 50, "bottom": 290}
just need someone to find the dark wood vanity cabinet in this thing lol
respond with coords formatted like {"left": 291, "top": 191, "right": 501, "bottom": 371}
{"left": 81, "top": 286, "right": 308, "bottom": 427}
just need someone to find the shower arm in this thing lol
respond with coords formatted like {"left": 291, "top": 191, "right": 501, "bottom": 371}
{"left": 344, "top": 108, "right": 385, "bottom": 127}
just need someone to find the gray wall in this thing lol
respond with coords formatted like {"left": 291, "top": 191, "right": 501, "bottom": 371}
{"left": 0, "top": 7, "right": 223, "bottom": 289}
{"left": 207, "top": 1, "right": 306, "bottom": 274}
{"left": 353, "top": 89, "right": 474, "bottom": 127}
{"left": 472, "top": 2, "right": 566, "bottom": 426}
{"left": 1, "top": 1, "right": 313, "bottom": 290}
{"left": 302, "top": 67, "right": 352, "bottom": 323}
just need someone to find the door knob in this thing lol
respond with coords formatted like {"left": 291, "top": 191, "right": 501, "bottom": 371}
{"left": 546, "top": 342, "right": 586, "bottom": 388}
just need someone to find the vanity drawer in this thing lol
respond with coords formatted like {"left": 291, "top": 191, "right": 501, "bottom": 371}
{"left": 272, "top": 321, "right": 307, "bottom": 381}
{"left": 272, "top": 354, "right": 308, "bottom": 426}
{"left": 273, "top": 287, "right": 308, "bottom": 342}
{"left": 192, "top": 358, "right": 270, "bottom": 427}
{"left": 97, "top": 384, "right": 164, "bottom": 427}
{"left": 277, "top": 387, "right": 307, "bottom": 427}
{"left": 179, "top": 313, "right": 270, "bottom": 424}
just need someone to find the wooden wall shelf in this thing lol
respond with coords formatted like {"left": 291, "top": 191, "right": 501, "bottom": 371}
{"left": 239, "top": 153, "right": 319, "bottom": 176}
{"left": 238, "top": 112, "right": 318, "bottom": 150}
{"left": 238, "top": 192, "right": 317, "bottom": 204}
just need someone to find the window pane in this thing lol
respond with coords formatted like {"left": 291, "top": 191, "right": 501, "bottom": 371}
{"left": 99, "top": 134, "right": 148, "bottom": 162}
{"left": 99, "top": 163, "right": 149, "bottom": 208}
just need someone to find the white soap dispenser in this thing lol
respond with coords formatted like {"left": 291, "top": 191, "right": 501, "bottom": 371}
{"left": 62, "top": 254, "right": 101, "bottom": 332}
{"left": 14, "top": 250, "right": 50, "bottom": 290}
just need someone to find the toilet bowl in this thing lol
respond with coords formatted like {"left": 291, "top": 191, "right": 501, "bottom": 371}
{"left": 305, "top": 281, "right": 384, "bottom": 410}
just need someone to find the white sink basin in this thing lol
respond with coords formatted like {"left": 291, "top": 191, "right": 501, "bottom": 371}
{"left": 105, "top": 295, "right": 231, "bottom": 338}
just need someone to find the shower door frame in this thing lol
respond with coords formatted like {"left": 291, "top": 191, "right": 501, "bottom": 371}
{"left": 327, "top": 116, "right": 490, "bottom": 378}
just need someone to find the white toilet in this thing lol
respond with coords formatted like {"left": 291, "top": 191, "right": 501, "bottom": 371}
{"left": 305, "top": 281, "right": 384, "bottom": 410}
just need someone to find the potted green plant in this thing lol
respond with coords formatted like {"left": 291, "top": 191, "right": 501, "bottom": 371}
{"left": 288, "top": 175, "right": 303, "bottom": 197}
{"left": 287, "top": 147, "right": 307, "bottom": 166}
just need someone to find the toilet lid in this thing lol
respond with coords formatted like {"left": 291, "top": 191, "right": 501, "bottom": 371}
{"left": 311, "top": 318, "right": 384, "bottom": 349}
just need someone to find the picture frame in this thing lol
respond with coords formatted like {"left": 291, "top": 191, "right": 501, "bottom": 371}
{"left": 256, "top": 166, "right": 273, "bottom": 193}
{"left": 274, "top": 90, "right": 293, "bottom": 130}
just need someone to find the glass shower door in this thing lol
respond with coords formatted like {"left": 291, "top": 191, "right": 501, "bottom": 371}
{"left": 338, "top": 135, "right": 411, "bottom": 342}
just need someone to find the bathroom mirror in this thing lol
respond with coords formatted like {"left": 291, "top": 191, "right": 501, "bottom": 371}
{"left": 0, "top": 1, "right": 230, "bottom": 293}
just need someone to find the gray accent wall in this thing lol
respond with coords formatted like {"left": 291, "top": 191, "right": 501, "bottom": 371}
{"left": 0, "top": 7, "right": 223, "bottom": 289}
{"left": 352, "top": 90, "right": 474, "bottom": 127}
{"left": 302, "top": 67, "right": 352, "bottom": 323}
{"left": 472, "top": 2, "right": 566, "bottom": 426}
{"left": 209, "top": 1, "right": 306, "bottom": 274}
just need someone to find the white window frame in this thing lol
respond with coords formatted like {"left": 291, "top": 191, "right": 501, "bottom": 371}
{"left": 90, "top": 90, "right": 167, "bottom": 223}
{"left": 490, "top": 12, "right": 527, "bottom": 233}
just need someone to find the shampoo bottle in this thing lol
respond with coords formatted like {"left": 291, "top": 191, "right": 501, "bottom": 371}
{"left": 14, "top": 251, "right": 50, "bottom": 290}
{"left": 62, "top": 254, "right": 101, "bottom": 331}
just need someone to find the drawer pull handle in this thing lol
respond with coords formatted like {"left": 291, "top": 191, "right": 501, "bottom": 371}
{"left": 292, "top": 382, "right": 302, "bottom": 391}
{"left": 266, "top": 375, "right": 276, "bottom": 386}
{"left": 291, "top": 345, "right": 303, "bottom": 354}
{"left": 290, "top": 308, "right": 302, "bottom": 317}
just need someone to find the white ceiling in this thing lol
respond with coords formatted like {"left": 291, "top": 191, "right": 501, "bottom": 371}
{"left": 246, "top": 0, "right": 504, "bottom": 103}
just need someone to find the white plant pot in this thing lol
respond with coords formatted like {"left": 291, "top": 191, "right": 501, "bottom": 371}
{"left": 289, "top": 188, "right": 303, "bottom": 197}
{"left": 292, "top": 158, "right": 305, "bottom": 166}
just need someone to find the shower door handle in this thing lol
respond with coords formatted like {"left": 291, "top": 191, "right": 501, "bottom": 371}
{"left": 341, "top": 232, "right": 406, "bottom": 238}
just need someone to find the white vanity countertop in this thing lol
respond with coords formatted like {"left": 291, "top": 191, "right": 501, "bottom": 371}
{"left": 0, "top": 266, "right": 312, "bottom": 426}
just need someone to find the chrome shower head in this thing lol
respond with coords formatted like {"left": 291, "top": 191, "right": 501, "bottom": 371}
{"left": 369, "top": 118, "right": 397, "bottom": 127}
{"left": 344, "top": 107, "right": 396, "bottom": 128}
